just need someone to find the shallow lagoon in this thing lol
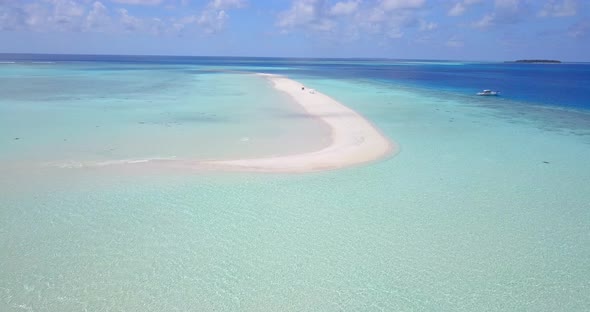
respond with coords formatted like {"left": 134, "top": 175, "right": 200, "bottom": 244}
{"left": 1, "top": 57, "right": 589, "bottom": 311}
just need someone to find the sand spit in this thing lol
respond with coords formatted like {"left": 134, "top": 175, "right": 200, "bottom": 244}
{"left": 199, "top": 74, "right": 396, "bottom": 173}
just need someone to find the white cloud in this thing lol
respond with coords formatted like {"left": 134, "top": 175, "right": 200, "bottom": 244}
{"left": 22, "top": 4, "right": 47, "bottom": 30}
{"left": 51, "top": 0, "right": 85, "bottom": 18}
{"left": 280, "top": 0, "right": 405, "bottom": 35}
{"left": 277, "top": 0, "right": 318, "bottom": 29}
{"left": 448, "top": 0, "right": 482, "bottom": 16}
{"left": 117, "top": 8, "right": 143, "bottom": 31}
{"left": 197, "top": 9, "right": 229, "bottom": 33}
{"left": 472, "top": 0, "right": 530, "bottom": 28}
{"left": 153, "top": 0, "right": 248, "bottom": 35}
{"left": 538, "top": 0, "right": 577, "bottom": 17}
{"left": 473, "top": 13, "right": 495, "bottom": 28}
{"left": 329, "top": 0, "right": 360, "bottom": 16}
{"left": 0, "top": 0, "right": 245, "bottom": 35}
{"left": 209, "top": 0, "right": 247, "bottom": 10}
{"left": 275, "top": 0, "right": 440, "bottom": 43}
{"left": 0, "top": 0, "right": 88, "bottom": 32}
{"left": 50, "top": 0, "right": 86, "bottom": 30}
{"left": 448, "top": 3, "right": 466, "bottom": 16}
{"left": 380, "top": 0, "right": 425, "bottom": 11}
{"left": 190, "top": 0, "right": 247, "bottom": 34}
{"left": 170, "top": 15, "right": 197, "bottom": 32}
{"left": 111, "top": 0, "right": 163, "bottom": 5}
{"left": 364, "top": 7, "right": 386, "bottom": 23}
{"left": 275, "top": 0, "right": 336, "bottom": 32}
{"left": 85, "top": 1, "right": 111, "bottom": 31}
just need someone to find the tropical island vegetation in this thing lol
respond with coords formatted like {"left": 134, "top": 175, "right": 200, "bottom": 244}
{"left": 512, "top": 59, "right": 562, "bottom": 63}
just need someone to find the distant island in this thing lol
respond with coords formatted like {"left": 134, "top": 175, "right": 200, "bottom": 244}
{"left": 510, "top": 59, "right": 562, "bottom": 64}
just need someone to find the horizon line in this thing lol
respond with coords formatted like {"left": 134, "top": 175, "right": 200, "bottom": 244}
{"left": 0, "top": 52, "right": 563, "bottom": 64}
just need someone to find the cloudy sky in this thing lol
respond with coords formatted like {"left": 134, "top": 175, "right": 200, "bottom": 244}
{"left": 1, "top": 0, "right": 588, "bottom": 61}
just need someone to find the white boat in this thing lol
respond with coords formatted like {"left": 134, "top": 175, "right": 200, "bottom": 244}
{"left": 477, "top": 89, "right": 500, "bottom": 96}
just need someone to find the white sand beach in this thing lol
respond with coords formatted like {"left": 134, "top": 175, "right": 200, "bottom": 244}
{"left": 201, "top": 74, "right": 396, "bottom": 173}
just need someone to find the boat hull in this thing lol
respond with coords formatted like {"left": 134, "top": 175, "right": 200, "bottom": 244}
{"left": 477, "top": 91, "right": 499, "bottom": 96}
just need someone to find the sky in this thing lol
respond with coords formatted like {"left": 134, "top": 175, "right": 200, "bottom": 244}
{"left": 0, "top": 0, "right": 589, "bottom": 61}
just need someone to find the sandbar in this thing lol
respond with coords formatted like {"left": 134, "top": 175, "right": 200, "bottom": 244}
{"left": 200, "top": 74, "right": 396, "bottom": 173}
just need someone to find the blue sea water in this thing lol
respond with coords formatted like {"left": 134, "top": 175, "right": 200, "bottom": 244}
{"left": 1, "top": 54, "right": 589, "bottom": 311}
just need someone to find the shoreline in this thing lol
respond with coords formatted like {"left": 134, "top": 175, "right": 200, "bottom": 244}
{"left": 198, "top": 74, "right": 397, "bottom": 173}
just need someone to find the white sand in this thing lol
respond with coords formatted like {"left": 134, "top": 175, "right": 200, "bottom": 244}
{"left": 202, "top": 74, "right": 396, "bottom": 173}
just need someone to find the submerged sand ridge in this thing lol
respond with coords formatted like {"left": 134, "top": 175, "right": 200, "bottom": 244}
{"left": 199, "top": 74, "right": 396, "bottom": 173}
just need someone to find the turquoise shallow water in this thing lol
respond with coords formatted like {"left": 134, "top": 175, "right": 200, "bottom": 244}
{"left": 1, "top": 59, "right": 590, "bottom": 311}
{"left": 0, "top": 64, "right": 328, "bottom": 166}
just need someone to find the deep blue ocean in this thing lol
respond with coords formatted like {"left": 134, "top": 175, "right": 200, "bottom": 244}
{"left": 3, "top": 53, "right": 589, "bottom": 110}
